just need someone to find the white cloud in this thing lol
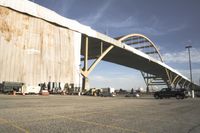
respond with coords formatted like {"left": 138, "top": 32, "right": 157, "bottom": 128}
{"left": 79, "top": 1, "right": 113, "bottom": 26}
{"left": 128, "top": 22, "right": 186, "bottom": 36}
{"left": 163, "top": 48, "right": 200, "bottom": 63}
{"left": 179, "top": 69, "right": 200, "bottom": 75}
{"left": 77, "top": 2, "right": 186, "bottom": 37}
{"left": 60, "top": 4, "right": 72, "bottom": 16}
{"left": 167, "top": 24, "right": 186, "bottom": 33}
{"left": 178, "top": 69, "right": 200, "bottom": 85}
{"left": 47, "top": 0, "right": 75, "bottom": 16}
{"left": 106, "top": 16, "right": 138, "bottom": 28}
{"left": 130, "top": 26, "right": 164, "bottom": 36}
{"left": 89, "top": 72, "right": 146, "bottom": 90}
{"left": 101, "top": 12, "right": 186, "bottom": 36}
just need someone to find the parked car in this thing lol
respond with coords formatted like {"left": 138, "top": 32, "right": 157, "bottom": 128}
{"left": 100, "top": 87, "right": 116, "bottom": 97}
{"left": 1, "top": 81, "right": 24, "bottom": 93}
{"left": 195, "top": 92, "right": 200, "bottom": 97}
{"left": 125, "top": 92, "right": 140, "bottom": 98}
{"left": 154, "top": 88, "right": 188, "bottom": 99}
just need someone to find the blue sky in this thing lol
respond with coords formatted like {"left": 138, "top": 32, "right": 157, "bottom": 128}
{"left": 33, "top": 0, "right": 200, "bottom": 90}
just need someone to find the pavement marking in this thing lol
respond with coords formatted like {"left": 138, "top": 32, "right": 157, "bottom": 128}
{"left": 56, "top": 114, "right": 145, "bottom": 133}
{"left": 14, "top": 110, "right": 113, "bottom": 123}
{"left": 0, "top": 117, "right": 30, "bottom": 133}
{"left": 15, "top": 115, "right": 64, "bottom": 123}
{"left": 6, "top": 110, "right": 145, "bottom": 133}
{"left": 64, "top": 110, "right": 113, "bottom": 118}
{"left": 0, "top": 117, "right": 8, "bottom": 125}
{"left": 105, "top": 112, "right": 196, "bottom": 126}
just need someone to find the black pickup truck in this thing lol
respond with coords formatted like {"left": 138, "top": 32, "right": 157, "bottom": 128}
{"left": 154, "top": 88, "right": 188, "bottom": 99}
{"left": 0, "top": 81, "right": 23, "bottom": 93}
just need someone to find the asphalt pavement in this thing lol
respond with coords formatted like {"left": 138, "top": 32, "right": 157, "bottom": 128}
{"left": 0, "top": 94, "right": 200, "bottom": 133}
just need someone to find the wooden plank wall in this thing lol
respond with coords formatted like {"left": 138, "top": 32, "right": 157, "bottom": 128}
{"left": 0, "top": 6, "right": 81, "bottom": 86}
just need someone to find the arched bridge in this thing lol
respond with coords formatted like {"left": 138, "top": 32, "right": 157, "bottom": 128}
{"left": 81, "top": 33, "right": 199, "bottom": 91}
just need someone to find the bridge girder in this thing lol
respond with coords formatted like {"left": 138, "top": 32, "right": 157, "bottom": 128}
{"left": 80, "top": 33, "right": 195, "bottom": 92}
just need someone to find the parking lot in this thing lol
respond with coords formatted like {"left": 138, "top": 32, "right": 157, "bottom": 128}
{"left": 0, "top": 95, "right": 200, "bottom": 133}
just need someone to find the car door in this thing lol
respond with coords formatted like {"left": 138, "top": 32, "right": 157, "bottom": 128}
{"left": 160, "top": 88, "right": 167, "bottom": 97}
{"left": 166, "top": 88, "right": 172, "bottom": 97}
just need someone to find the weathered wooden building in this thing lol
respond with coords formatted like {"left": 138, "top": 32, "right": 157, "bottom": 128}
{"left": 0, "top": 0, "right": 82, "bottom": 93}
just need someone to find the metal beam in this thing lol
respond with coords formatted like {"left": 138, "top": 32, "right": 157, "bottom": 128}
{"left": 84, "top": 36, "right": 88, "bottom": 72}
{"left": 149, "top": 83, "right": 167, "bottom": 86}
{"left": 144, "top": 76, "right": 156, "bottom": 79}
{"left": 81, "top": 69, "right": 87, "bottom": 78}
{"left": 171, "top": 75, "right": 179, "bottom": 85}
{"left": 82, "top": 36, "right": 89, "bottom": 91}
{"left": 101, "top": 41, "right": 103, "bottom": 54}
{"left": 121, "top": 37, "right": 143, "bottom": 43}
{"left": 183, "top": 80, "right": 187, "bottom": 87}
{"left": 176, "top": 77, "right": 183, "bottom": 88}
{"left": 135, "top": 45, "right": 153, "bottom": 50}
{"left": 165, "top": 69, "right": 172, "bottom": 87}
{"left": 145, "top": 51, "right": 158, "bottom": 55}
{"left": 151, "top": 81, "right": 166, "bottom": 84}
{"left": 141, "top": 71, "right": 149, "bottom": 87}
{"left": 87, "top": 45, "right": 114, "bottom": 76}
{"left": 186, "top": 82, "right": 191, "bottom": 89}
{"left": 125, "top": 40, "right": 149, "bottom": 45}
{"left": 81, "top": 56, "right": 99, "bottom": 61}
{"left": 176, "top": 77, "right": 182, "bottom": 84}
{"left": 81, "top": 40, "right": 114, "bottom": 78}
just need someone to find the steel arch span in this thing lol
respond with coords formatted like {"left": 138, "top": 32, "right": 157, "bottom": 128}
{"left": 117, "top": 34, "right": 169, "bottom": 92}
{"left": 115, "top": 33, "right": 199, "bottom": 91}
{"left": 81, "top": 33, "right": 198, "bottom": 91}
{"left": 115, "top": 33, "right": 200, "bottom": 91}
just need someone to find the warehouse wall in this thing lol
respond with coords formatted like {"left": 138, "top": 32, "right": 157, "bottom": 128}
{"left": 0, "top": 6, "right": 81, "bottom": 88}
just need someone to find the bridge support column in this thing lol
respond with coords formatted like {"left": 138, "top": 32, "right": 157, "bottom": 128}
{"left": 82, "top": 77, "right": 89, "bottom": 91}
{"left": 165, "top": 69, "right": 172, "bottom": 88}
{"left": 176, "top": 77, "right": 183, "bottom": 88}
{"left": 171, "top": 75, "right": 179, "bottom": 88}
{"left": 146, "top": 86, "right": 149, "bottom": 93}
{"left": 81, "top": 36, "right": 114, "bottom": 91}
{"left": 82, "top": 36, "right": 89, "bottom": 91}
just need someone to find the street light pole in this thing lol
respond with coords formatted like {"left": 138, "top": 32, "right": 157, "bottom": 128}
{"left": 185, "top": 45, "right": 192, "bottom": 83}
{"left": 185, "top": 45, "right": 194, "bottom": 98}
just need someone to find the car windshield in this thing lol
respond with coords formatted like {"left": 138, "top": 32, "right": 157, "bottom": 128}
{"left": 161, "top": 88, "right": 171, "bottom": 91}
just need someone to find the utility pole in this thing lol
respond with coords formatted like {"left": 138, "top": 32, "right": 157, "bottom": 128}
{"left": 185, "top": 45, "right": 194, "bottom": 98}
{"left": 185, "top": 45, "right": 192, "bottom": 83}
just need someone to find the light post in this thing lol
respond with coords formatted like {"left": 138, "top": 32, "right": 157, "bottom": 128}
{"left": 185, "top": 45, "right": 192, "bottom": 83}
{"left": 185, "top": 45, "right": 194, "bottom": 98}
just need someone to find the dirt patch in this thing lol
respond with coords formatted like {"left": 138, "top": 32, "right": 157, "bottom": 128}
{"left": 0, "top": 7, "right": 24, "bottom": 41}
{"left": 0, "top": 20, "right": 12, "bottom": 42}
{"left": 0, "top": 7, "right": 9, "bottom": 16}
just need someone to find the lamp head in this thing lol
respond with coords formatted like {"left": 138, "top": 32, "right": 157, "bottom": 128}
{"left": 185, "top": 45, "right": 192, "bottom": 49}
